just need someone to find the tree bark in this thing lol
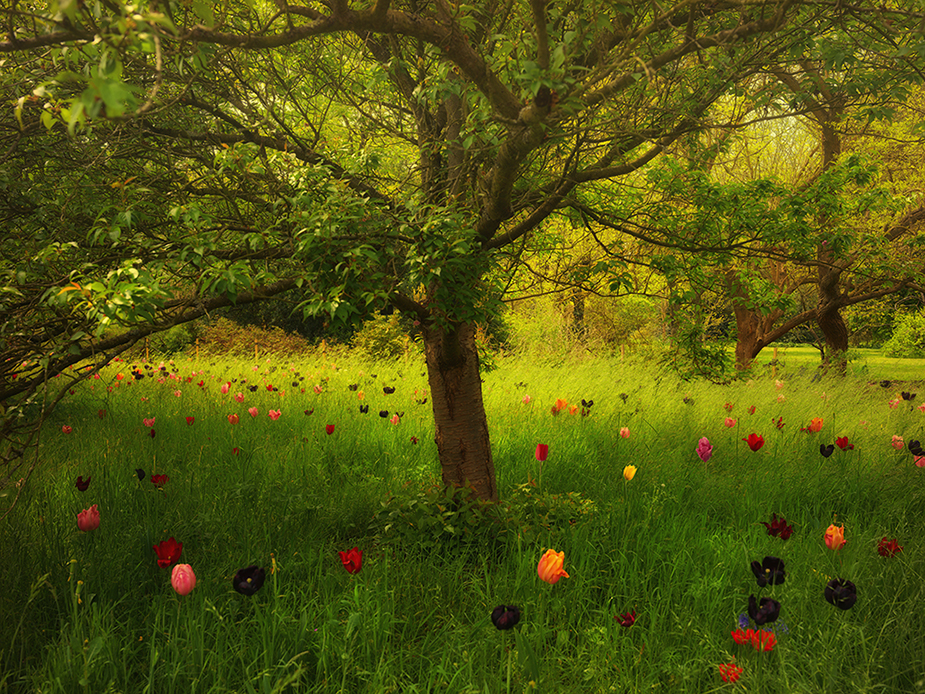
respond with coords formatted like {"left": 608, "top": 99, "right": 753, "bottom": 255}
{"left": 422, "top": 321, "right": 497, "bottom": 502}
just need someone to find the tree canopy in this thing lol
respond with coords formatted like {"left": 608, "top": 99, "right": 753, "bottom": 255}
{"left": 3, "top": 0, "right": 925, "bottom": 499}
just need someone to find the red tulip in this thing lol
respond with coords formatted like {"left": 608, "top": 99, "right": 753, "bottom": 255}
{"left": 153, "top": 537, "right": 183, "bottom": 568}
{"left": 228, "top": 413, "right": 239, "bottom": 425}
{"left": 77, "top": 504, "right": 100, "bottom": 532}
{"left": 339, "top": 547, "right": 362, "bottom": 574}
{"left": 877, "top": 537, "right": 902, "bottom": 557}
{"left": 743, "top": 433, "right": 764, "bottom": 451}
{"left": 61, "top": 425, "right": 72, "bottom": 434}
{"left": 325, "top": 424, "right": 335, "bottom": 435}
{"left": 535, "top": 444, "right": 549, "bottom": 462}
{"left": 186, "top": 416, "right": 195, "bottom": 425}
{"left": 151, "top": 473, "right": 169, "bottom": 488}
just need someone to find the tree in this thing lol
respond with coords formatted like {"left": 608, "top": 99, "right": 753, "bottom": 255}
{"left": 3, "top": 0, "right": 924, "bottom": 500}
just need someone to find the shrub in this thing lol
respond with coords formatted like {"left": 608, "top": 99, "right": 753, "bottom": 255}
{"left": 882, "top": 311, "right": 925, "bottom": 358}
{"left": 194, "top": 317, "right": 313, "bottom": 356}
{"left": 351, "top": 314, "right": 417, "bottom": 360}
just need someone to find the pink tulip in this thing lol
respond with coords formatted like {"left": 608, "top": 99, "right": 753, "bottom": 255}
{"left": 268, "top": 409, "right": 281, "bottom": 421}
{"left": 234, "top": 393, "right": 245, "bottom": 403}
{"left": 915, "top": 455, "right": 925, "bottom": 468}
{"left": 918, "top": 403, "right": 925, "bottom": 413}
{"left": 892, "top": 435, "right": 904, "bottom": 451}
{"left": 696, "top": 437, "right": 713, "bottom": 462}
{"left": 143, "top": 417, "right": 155, "bottom": 428}
{"left": 724, "top": 417, "right": 736, "bottom": 428}
{"left": 171, "top": 564, "right": 196, "bottom": 596}
{"left": 77, "top": 504, "right": 100, "bottom": 532}
{"left": 535, "top": 444, "right": 549, "bottom": 461}
{"left": 221, "top": 382, "right": 230, "bottom": 395}
{"left": 619, "top": 427, "right": 630, "bottom": 439}
{"left": 390, "top": 414, "right": 400, "bottom": 425}
{"left": 228, "top": 413, "right": 239, "bottom": 425}
{"left": 314, "top": 385, "right": 323, "bottom": 394}
{"left": 248, "top": 407, "right": 259, "bottom": 417}
{"left": 522, "top": 395, "right": 531, "bottom": 404}
{"left": 889, "top": 398, "right": 900, "bottom": 409}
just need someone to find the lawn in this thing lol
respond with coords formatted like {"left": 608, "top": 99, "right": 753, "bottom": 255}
{"left": 2, "top": 350, "right": 924, "bottom": 693}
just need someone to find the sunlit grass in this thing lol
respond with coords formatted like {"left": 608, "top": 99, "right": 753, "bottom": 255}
{"left": 2, "top": 350, "right": 924, "bottom": 693}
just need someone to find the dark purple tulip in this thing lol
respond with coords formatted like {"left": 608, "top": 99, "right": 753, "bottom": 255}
{"left": 825, "top": 578, "right": 857, "bottom": 610}
{"left": 75, "top": 475, "right": 91, "bottom": 492}
{"left": 751, "top": 556, "right": 786, "bottom": 587}
{"left": 748, "top": 595, "right": 781, "bottom": 625}
{"left": 233, "top": 565, "right": 266, "bottom": 596}
{"left": 820, "top": 443, "right": 835, "bottom": 458}
{"left": 490, "top": 605, "right": 521, "bottom": 630}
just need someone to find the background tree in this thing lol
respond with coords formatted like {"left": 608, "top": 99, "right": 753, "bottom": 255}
{"left": 3, "top": 0, "right": 924, "bottom": 500}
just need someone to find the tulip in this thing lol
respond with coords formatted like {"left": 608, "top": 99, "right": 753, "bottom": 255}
{"left": 748, "top": 595, "right": 781, "bottom": 626}
{"left": 186, "top": 416, "right": 195, "bottom": 425}
{"left": 824, "top": 578, "right": 857, "bottom": 610}
{"left": 835, "top": 436, "right": 853, "bottom": 450}
{"left": 75, "top": 475, "right": 91, "bottom": 492}
{"left": 807, "top": 417, "right": 824, "bottom": 433}
{"left": 390, "top": 414, "right": 400, "bottom": 425}
{"left": 877, "top": 537, "right": 902, "bottom": 557}
{"left": 234, "top": 392, "right": 245, "bottom": 403}
{"left": 339, "top": 547, "right": 362, "bottom": 574}
{"left": 62, "top": 425, "right": 73, "bottom": 434}
{"left": 824, "top": 523, "right": 846, "bottom": 550}
{"left": 325, "top": 424, "right": 335, "bottom": 435}
{"left": 891, "top": 435, "right": 904, "bottom": 450}
{"left": 750, "top": 556, "right": 785, "bottom": 587}
{"left": 77, "top": 504, "right": 100, "bottom": 532}
{"left": 915, "top": 455, "right": 925, "bottom": 468}
{"left": 153, "top": 537, "right": 183, "bottom": 568}
{"left": 171, "top": 564, "right": 196, "bottom": 596}
{"left": 233, "top": 565, "right": 266, "bottom": 595}
{"left": 228, "top": 413, "right": 239, "bottom": 425}
{"left": 521, "top": 395, "right": 531, "bottom": 404}
{"left": 490, "top": 605, "right": 521, "bottom": 630}
{"left": 743, "top": 433, "right": 764, "bottom": 451}
{"left": 619, "top": 427, "right": 630, "bottom": 439}
{"left": 723, "top": 402, "right": 733, "bottom": 412}
{"left": 751, "top": 629, "right": 776, "bottom": 652}
{"left": 221, "top": 382, "right": 230, "bottom": 394}
{"left": 724, "top": 417, "right": 736, "bottom": 428}
{"left": 615, "top": 610, "right": 636, "bottom": 627}
{"left": 623, "top": 465, "right": 637, "bottom": 481}
{"left": 695, "top": 437, "right": 713, "bottom": 462}
{"left": 535, "top": 444, "right": 549, "bottom": 462}
{"left": 719, "top": 663, "right": 743, "bottom": 684}
{"left": 268, "top": 409, "right": 281, "bottom": 420}
{"left": 910, "top": 440, "right": 924, "bottom": 456}
{"left": 819, "top": 443, "right": 835, "bottom": 458}
{"left": 537, "top": 549, "right": 569, "bottom": 585}
{"left": 135, "top": 468, "right": 145, "bottom": 481}
{"left": 761, "top": 513, "right": 793, "bottom": 540}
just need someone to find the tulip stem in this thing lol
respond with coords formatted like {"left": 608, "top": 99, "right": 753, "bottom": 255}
{"left": 505, "top": 633, "right": 512, "bottom": 694}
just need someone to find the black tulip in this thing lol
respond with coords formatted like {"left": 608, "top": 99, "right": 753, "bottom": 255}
{"left": 619, "top": 393, "right": 628, "bottom": 403}
{"left": 348, "top": 384, "right": 359, "bottom": 391}
{"left": 359, "top": 405, "right": 369, "bottom": 414}
{"left": 820, "top": 443, "right": 835, "bottom": 458}
{"left": 233, "top": 565, "right": 266, "bottom": 596}
{"left": 135, "top": 468, "right": 145, "bottom": 481}
{"left": 75, "top": 475, "right": 91, "bottom": 492}
{"left": 880, "top": 380, "right": 892, "bottom": 388}
{"left": 490, "top": 605, "right": 521, "bottom": 630}
{"left": 383, "top": 386, "right": 395, "bottom": 394}
{"left": 751, "top": 556, "right": 786, "bottom": 587}
{"left": 909, "top": 440, "right": 924, "bottom": 457}
{"left": 748, "top": 595, "right": 781, "bottom": 625}
{"left": 379, "top": 410, "right": 389, "bottom": 418}
{"left": 901, "top": 391, "right": 916, "bottom": 401}
{"left": 824, "top": 578, "right": 857, "bottom": 610}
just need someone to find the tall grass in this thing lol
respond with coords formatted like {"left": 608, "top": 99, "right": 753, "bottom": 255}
{"left": 2, "top": 351, "right": 924, "bottom": 693}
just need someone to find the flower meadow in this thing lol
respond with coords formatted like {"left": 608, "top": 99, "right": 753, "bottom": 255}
{"left": 2, "top": 352, "right": 925, "bottom": 693}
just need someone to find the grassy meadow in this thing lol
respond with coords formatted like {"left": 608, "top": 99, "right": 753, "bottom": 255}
{"left": 2, "top": 348, "right": 925, "bottom": 693}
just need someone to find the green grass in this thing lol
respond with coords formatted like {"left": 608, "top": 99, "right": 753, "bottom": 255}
{"left": 746, "top": 344, "right": 925, "bottom": 382}
{"left": 2, "top": 351, "right": 925, "bottom": 693}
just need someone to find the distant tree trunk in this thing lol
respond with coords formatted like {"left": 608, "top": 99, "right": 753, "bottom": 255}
{"left": 422, "top": 321, "right": 497, "bottom": 502}
{"left": 571, "top": 288, "right": 586, "bottom": 340}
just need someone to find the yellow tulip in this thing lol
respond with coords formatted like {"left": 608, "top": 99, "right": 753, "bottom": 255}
{"left": 537, "top": 549, "right": 569, "bottom": 585}
{"left": 824, "top": 524, "right": 846, "bottom": 550}
{"left": 623, "top": 465, "right": 637, "bottom": 481}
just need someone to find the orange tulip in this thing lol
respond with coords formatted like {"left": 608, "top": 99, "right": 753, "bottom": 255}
{"left": 537, "top": 549, "right": 569, "bottom": 585}
{"left": 824, "top": 524, "right": 846, "bottom": 550}
{"left": 808, "top": 417, "right": 824, "bottom": 433}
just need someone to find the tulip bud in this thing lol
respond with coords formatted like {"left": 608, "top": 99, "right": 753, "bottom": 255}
{"left": 171, "top": 564, "right": 196, "bottom": 596}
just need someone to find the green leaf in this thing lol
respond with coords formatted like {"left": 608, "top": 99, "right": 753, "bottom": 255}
{"left": 192, "top": 0, "right": 215, "bottom": 27}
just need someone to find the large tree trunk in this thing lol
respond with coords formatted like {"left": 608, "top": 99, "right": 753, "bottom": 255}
{"left": 422, "top": 321, "right": 497, "bottom": 502}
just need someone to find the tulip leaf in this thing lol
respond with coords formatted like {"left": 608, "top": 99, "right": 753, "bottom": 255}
{"left": 514, "top": 630, "right": 541, "bottom": 681}
{"left": 346, "top": 611, "right": 362, "bottom": 638}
